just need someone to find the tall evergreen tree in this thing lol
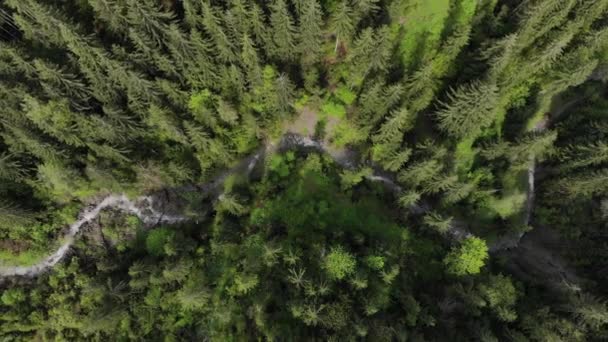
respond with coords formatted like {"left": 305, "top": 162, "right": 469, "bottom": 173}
{"left": 269, "top": 0, "right": 297, "bottom": 61}
{"left": 330, "top": 1, "right": 354, "bottom": 53}
{"left": 437, "top": 81, "right": 499, "bottom": 139}
{"left": 298, "top": 0, "right": 323, "bottom": 65}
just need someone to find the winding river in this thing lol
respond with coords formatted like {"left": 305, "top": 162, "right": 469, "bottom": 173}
{"left": 0, "top": 133, "right": 407, "bottom": 278}
{"left": 0, "top": 94, "right": 584, "bottom": 279}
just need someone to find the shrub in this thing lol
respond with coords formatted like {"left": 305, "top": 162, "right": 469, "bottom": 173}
{"left": 145, "top": 227, "right": 175, "bottom": 257}
{"left": 365, "top": 255, "right": 385, "bottom": 270}
{"left": 335, "top": 86, "right": 356, "bottom": 105}
{"left": 1, "top": 288, "right": 26, "bottom": 306}
{"left": 324, "top": 246, "right": 356, "bottom": 280}
{"left": 321, "top": 100, "right": 346, "bottom": 119}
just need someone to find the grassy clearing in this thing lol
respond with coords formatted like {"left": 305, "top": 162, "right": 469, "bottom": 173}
{"left": 0, "top": 248, "right": 48, "bottom": 267}
{"left": 395, "top": 0, "right": 451, "bottom": 70}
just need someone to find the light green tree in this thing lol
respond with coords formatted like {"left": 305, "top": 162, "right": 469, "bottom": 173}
{"left": 323, "top": 246, "right": 356, "bottom": 280}
{"left": 444, "top": 237, "right": 489, "bottom": 276}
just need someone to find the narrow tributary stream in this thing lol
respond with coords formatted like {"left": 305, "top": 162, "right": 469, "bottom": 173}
{"left": 0, "top": 95, "right": 585, "bottom": 280}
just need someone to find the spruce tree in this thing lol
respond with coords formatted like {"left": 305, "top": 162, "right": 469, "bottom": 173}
{"left": 330, "top": 1, "right": 354, "bottom": 53}
{"left": 437, "top": 81, "right": 499, "bottom": 139}
{"left": 201, "top": 2, "right": 237, "bottom": 63}
{"left": 298, "top": 0, "right": 323, "bottom": 65}
{"left": 269, "top": 0, "right": 297, "bottom": 61}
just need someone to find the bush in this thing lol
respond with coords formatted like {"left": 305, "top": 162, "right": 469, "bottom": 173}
{"left": 1, "top": 288, "right": 26, "bottom": 306}
{"left": 145, "top": 227, "right": 175, "bottom": 257}
{"left": 324, "top": 246, "right": 356, "bottom": 280}
{"left": 321, "top": 100, "right": 346, "bottom": 119}
{"left": 365, "top": 255, "right": 385, "bottom": 270}
{"left": 335, "top": 86, "right": 356, "bottom": 105}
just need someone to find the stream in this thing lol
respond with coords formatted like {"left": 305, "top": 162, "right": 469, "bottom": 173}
{"left": 0, "top": 195, "right": 187, "bottom": 278}
{"left": 0, "top": 94, "right": 585, "bottom": 280}
{"left": 0, "top": 133, "right": 403, "bottom": 278}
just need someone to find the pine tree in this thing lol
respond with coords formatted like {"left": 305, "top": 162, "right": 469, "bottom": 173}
{"left": 249, "top": 3, "right": 269, "bottom": 51}
{"left": 224, "top": 0, "right": 250, "bottom": 44}
{"left": 240, "top": 33, "right": 263, "bottom": 89}
{"left": 298, "top": 0, "right": 323, "bottom": 65}
{"left": 482, "top": 131, "right": 557, "bottom": 169}
{"left": 186, "top": 29, "right": 218, "bottom": 88}
{"left": 145, "top": 104, "right": 187, "bottom": 144}
{"left": 88, "top": 0, "right": 129, "bottom": 34}
{"left": 368, "top": 26, "right": 392, "bottom": 72}
{"left": 423, "top": 212, "right": 453, "bottom": 235}
{"left": 201, "top": 2, "right": 236, "bottom": 63}
{"left": 125, "top": 0, "right": 173, "bottom": 48}
{"left": 398, "top": 190, "right": 421, "bottom": 208}
{"left": 216, "top": 98, "right": 239, "bottom": 126}
{"left": 560, "top": 141, "right": 608, "bottom": 171}
{"left": 182, "top": 0, "right": 202, "bottom": 28}
{"left": 371, "top": 106, "right": 414, "bottom": 171}
{"left": 22, "top": 96, "right": 85, "bottom": 147}
{"left": 269, "top": 0, "right": 297, "bottom": 61}
{"left": 275, "top": 73, "right": 295, "bottom": 116}
{"left": 353, "top": 0, "right": 380, "bottom": 21}
{"left": 33, "top": 60, "right": 91, "bottom": 106}
{"left": 347, "top": 27, "right": 375, "bottom": 84}
{"left": 556, "top": 169, "right": 608, "bottom": 199}
{"left": 398, "top": 156, "right": 444, "bottom": 189}
{"left": 437, "top": 81, "right": 499, "bottom": 139}
{"left": 330, "top": 2, "right": 354, "bottom": 53}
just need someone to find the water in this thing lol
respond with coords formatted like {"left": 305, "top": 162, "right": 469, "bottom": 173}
{"left": 0, "top": 132, "right": 511, "bottom": 278}
{"left": 0, "top": 194, "right": 187, "bottom": 278}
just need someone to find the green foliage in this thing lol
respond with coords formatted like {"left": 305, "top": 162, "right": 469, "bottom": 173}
{"left": 331, "top": 121, "right": 367, "bottom": 147}
{"left": 364, "top": 255, "right": 385, "bottom": 271}
{"left": 268, "top": 151, "right": 295, "bottom": 178}
{"left": 1, "top": 0, "right": 608, "bottom": 340}
{"left": 1, "top": 288, "right": 26, "bottom": 306}
{"left": 485, "top": 193, "right": 527, "bottom": 219}
{"left": 323, "top": 246, "right": 356, "bottom": 280}
{"left": 321, "top": 100, "right": 347, "bottom": 119}
{"left": 340, "top": 167, "right": 372, "bottom": 190}
{"left": 334, "top": 85, "right": 356, "bottom": 106}
{"left": 444, "top": 237, "right": 488, "bottom": 276}
{"left": 145, "top": 227, "right": 175, "bottom": 257}
{"left": 391, "top": 0, "right": 451, "bottom": 70}
{"left": 478, "top": 274, "right": 519, "bottom": 322}
{"left": 437, "top": 81, "right": 499, "bottom": 139}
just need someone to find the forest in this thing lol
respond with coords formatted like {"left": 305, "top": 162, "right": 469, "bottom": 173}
{"left": 0, "top": 0, "right": 608, "bottom": 340}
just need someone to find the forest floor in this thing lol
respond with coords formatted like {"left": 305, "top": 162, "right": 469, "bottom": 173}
{"left": 499, "top": 225, "right": 583, "bottom": 293}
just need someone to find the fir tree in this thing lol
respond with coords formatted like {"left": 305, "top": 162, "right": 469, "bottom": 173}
{"left": 330, "top": 1, "right": 354, "bottom": 53}
{"left": 269, "top": 0, "right": 297, "bottom": 61}
{"left": 437, "top": 81, "right": 499, "bottom": 139}
{"left": 298, "top": 0, "right": 323, "bottom": 65}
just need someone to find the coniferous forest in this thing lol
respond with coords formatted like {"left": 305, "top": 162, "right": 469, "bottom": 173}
{"left": 1, "top": 0, "right": 608, "bottom": 340}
